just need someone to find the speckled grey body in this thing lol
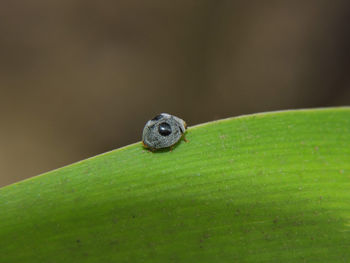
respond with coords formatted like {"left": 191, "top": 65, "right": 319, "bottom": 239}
{"left": 142, "top": 113, "right": 187, "bottom": 150}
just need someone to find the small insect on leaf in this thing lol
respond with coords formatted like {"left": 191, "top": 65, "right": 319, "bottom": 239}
{"left": 142, "top": 113, "right": 187, "bottom": 151}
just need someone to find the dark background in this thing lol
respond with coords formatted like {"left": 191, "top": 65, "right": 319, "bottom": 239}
{"left": 1, "top": 1, "right": 349, "bottom": 187}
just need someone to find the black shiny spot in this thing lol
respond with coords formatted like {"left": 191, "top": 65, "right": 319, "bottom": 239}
{"left": 152, "top": 114, "right": 163, "bottom": 121}
{"left": 158, "top": 122, "right": 172, "bottom": 136}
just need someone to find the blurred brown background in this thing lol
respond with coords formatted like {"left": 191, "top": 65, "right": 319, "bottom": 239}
{"left": 1, "top": 1, "right": 349, "bottom": 187}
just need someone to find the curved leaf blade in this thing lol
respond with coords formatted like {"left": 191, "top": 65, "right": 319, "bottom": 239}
{"left": 1, "top": 107, "right": 350, "bottom": 262}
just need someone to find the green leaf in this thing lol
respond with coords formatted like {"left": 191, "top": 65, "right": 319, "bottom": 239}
{"left": 1, "top": 107, "right": 350, "bottom": 262}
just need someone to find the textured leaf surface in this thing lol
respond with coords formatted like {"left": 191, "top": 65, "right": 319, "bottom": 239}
{"left": 1, "top": 107, "right": 350, "bottom": 262}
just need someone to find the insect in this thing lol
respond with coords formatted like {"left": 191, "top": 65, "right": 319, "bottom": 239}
{"left": 142, "top": 113, "right": 187, "bottom": 151}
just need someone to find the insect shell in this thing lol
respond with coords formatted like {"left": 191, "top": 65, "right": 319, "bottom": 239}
{"left": 142, "top": 113, "right": 187, "bottom": 150}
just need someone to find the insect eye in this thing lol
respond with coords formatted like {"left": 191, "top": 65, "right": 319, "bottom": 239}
{"left": 158, "top": 122, "right": 172, "bottom": 136}
{"left": 152, "top": 114, "right": 163, "bottom": 121}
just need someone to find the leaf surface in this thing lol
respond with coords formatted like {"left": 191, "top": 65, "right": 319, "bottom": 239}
{"left": 1, "top": 107, "right": 350, "bottom": 262}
